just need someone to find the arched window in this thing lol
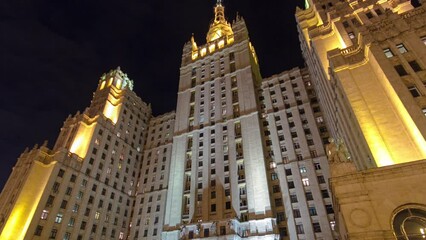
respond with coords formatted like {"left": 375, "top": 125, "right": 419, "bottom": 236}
{"left": 392, "top": 204, "right": 426, "bottom": 240}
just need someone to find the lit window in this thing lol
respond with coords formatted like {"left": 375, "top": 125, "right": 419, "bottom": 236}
{"left": 302, "top": 178, "right": 310, "bottom": 186}
{"left": 95, "top": 211, "right": 100, "bottom": 220}
{"left": 41, "top": 210, "right": 49, "bottom": 220}
{"left": 55, "top": 213, "right": 63, "bottom": 223}
{"left": 383, "top": 48, "right": 394, "bottom": 58}
{"left": 422, "top": 108, "right": 426, "bottom": 116}
{"left": 422, "top": 36, "right": 426, "bottom": 45}
{"left": 330, "top": 221, "right": 336, "bottom": 231}
{"left": 348, "top": 32, "right": 355, "bottom": 39}
{"left": 299, "top": 166, "right": 307, "bottom": 173}
{"left": 68, "top": 217, "right": 75, "bottom": 227}
{"left": 396, "top": 43, "right": 408, "bottom": 53}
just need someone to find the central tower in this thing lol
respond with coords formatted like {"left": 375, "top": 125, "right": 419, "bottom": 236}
{"left": 163, "top": 1, "right": 276, "bottom": 239}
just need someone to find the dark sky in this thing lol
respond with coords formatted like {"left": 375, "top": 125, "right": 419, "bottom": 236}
{"left": 0, "top": 0, "right": 305, "bottom": 189}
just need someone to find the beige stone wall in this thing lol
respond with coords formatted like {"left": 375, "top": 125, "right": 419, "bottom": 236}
{"left": 330, "top": 159, "right": 426, "bottom": 239}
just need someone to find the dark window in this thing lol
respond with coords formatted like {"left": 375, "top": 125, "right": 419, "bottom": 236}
{"left": 58, "top": 169, "right": 65, "bottom": 178}
{"left": 394, "top": 65, "right": 408, "bottom": 76}
{"left": 34, "top": 225, "right": 43, "bottom": 236}
{"left": 326, "top": 204, "right": 334, "bottom": 214}
{"left": 309, "top": 206, "right": 318, "bottom": 216}
{"left": 409, "top": 60, "right": 422, "bottom": 72}
{"left": 408, "top": 87, "right": 421, "bottom": 97}
{"left": 49, "top": 229, "right": 57, "bottom": 239}
{"left": 321, "top": 189, "right": 330, "bottom": 198}
{"left": 313, "top": 222, "right": 322, "bottom": 232}
{"left": 306, "top": 191, "right": 314, "bottom": 201}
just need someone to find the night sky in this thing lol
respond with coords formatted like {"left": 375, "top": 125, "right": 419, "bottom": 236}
{"left": 0, "top": 0, "right": 306, "bottom": 189}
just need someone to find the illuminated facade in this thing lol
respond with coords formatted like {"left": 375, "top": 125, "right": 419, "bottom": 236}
{"left": 162, "top": 2, "right": 338, "bottom": 240}
{"left": 0, "top": 67, "right": 152, "bottom": 240}
{"left": 162, "top": 2, "right": 275, "bottom": 239}
{"left": 261, "top": 68, "right": 337, "bottom": 240}
{"left": 296, "top": 0, "right": 426, "bottom": 239}
{"left": 129, "top": 112, "right": 175, "bottom": 239}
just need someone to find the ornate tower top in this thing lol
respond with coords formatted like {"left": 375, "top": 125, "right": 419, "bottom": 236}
{"left": 206, "top": 0, "right": 233, "bottom": 42}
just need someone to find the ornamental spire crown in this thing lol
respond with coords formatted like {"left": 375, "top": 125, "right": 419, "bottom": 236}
{"left": 206, "top": 0, "right": 233, "bottom": 43}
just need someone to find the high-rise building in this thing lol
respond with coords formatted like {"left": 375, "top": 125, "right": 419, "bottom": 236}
{"left": 161, "top": 2, "right": 337, "bottom": 239}
{"left": 0, "top": 68, "right": 152, "bottom": 240}
{"left": 260, "top": 68, "right": 336, "bottom": 240}
{"left": 162, "top": 2, "right": 275, "bottom": 239}
{"left": 296, "top": 0, "right": 426, "bottom": 239}
{"left": 5, "top": 1, "right": 425, "bottom": 240}
{"left": 129, "top": 112, "right": 175, "bottom": 239}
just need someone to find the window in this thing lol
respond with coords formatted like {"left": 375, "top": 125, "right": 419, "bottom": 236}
{"left": 313, "top": 222, "right": 322, "bottom": 232}
{"left": 35, "top": 225, "right": 43, "bottom": 236}
{"left": 41, "top": 210, "right": 49, "bottom": 219}
{"left": 366, "top": 12, "right": 374, "bottom": 19}
{"left": 302, "top": 178, "right": 310, "bottom": 186}
{"left": 211, "top": 204, "right": 216, "bottom": 212}
{"left": 58, "top": 169, "right": 65, "bottom": 178}
{"left": 321, "top": 189, "right": 330, "bottom": 198}
{"left": 272, "top": 185, "right": 281, "bottom": 193}
{"left": 49, "top": 229, "right": 57, "bottom": 239}
{"left": 314, "top": 162, "right": 321, "bottom": 170}
{"left": 299, "top": 166, "right": 307, "bottom": 173}
{"left": 408, "top": 86, "right": 421, "bottom": 97}
{"left": 60, "top": 200, "right": 68, "bottom": 209}
{"left": 68, "top": 217, "right": 75, "bottom": 227}
{"left": 275, "top": 198, "right": 283, "bottom": 207}
{"left": 422, "top": 108, "right": 426, "bottom": 116}
{"left": 326, "top": 204, "right": 334, "bottom": 214}
{"left": 290, "top": 195, "right": 298, "bottom": 203}
{"left": 396, "top": 43, "right": 408, "bottom": 53}
{"left": 394, "top": 65, "right": 408, "bottom": 76}
{"left": 277, "top": 212, "right": 285, "bottom": 223}
{"left": 409, "top": 60, "right": 422, "bottom": 72}
{"left": 383, "top": 48, "right": 394, "bottom": 58}
{"left": 306, "top": 191, "right": 314, "bottom": 200}
{"left": 318, "top": 175, "right": 326, "bottom": 184}
{"left": 348, "top": 32, "right": 355, "bottom": 39}
{"left": 271, "top": 172, "right": 278, "bottom": 180}
{"left": 392, "top": 206, "right": 426, "bottom": 239}
{"left": 293, "top": 209, "right": 301, "bottom": 218}
{"left": 296, "top": 224, "right": 304, "bottom": 234}
{"left": 55, "top": 213, "right": 63, "bottom": 223}
{"left": 309, "top": 206, "right": 318, "bottom": 216}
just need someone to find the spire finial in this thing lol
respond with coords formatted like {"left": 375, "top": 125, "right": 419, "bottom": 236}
{"left": 217, "top": 0, "right": 222, "bottom": 5}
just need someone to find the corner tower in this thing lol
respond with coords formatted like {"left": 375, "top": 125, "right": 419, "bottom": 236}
{"left": 163, "top": 2, "right": 276, "bottom": 239}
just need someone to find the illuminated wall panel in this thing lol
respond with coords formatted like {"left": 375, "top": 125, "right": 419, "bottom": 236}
{"left": 69, "top": 121, "right": 97, "bottom": 159}
{"left": 0, "top": 161, "right": 55, "bottom": 240}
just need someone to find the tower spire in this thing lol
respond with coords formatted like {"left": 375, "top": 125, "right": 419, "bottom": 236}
{"left": 206, "top": 0, "right": 233, "bottom": 42}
